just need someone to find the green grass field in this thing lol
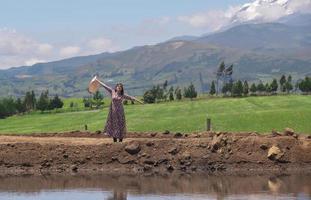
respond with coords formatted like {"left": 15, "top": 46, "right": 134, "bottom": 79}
{"left": 0, "top": 95, "right": 310, "bottom": 134}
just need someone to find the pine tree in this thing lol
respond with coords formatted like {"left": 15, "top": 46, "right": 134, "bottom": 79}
{"left": 50, "top": 95, "right": 64, "bottom": 109}
{"left": 168, "top": 86, "right": 174, "bottom": 101}
{"left": 232, "top": 80, "right": 243, "bottom": 97}
{"left": 184, "top": 82, "right": 197, "bottom": 100}
{"left": 257, "top": 82, "right": 266, "bottom": 94}
{"left": 285, "top": 75, "right": 293, "bottom": 93}
{"left": 15, "top": 98, "right": 26, "bottom": 113}
{"left": 250, "top": 83, "right": 257, "bottom": 95}
{"left": 176, "top": 88, "right": 182, "bottom": 100}
{"left": 210, "top": 81, "right": 216, "bottom": 95}
{"left": 93, "top": 91, "right": 104, "bottom": 108}
{"left": 270, "top": 79, "right": 278, "bottom": 94}
{"left": 143, "top": 90, "right": 156, "bottom": 103}
{"left": 280, "top": 75, "right": 286, "bottom": 92}
{"left": 265, "top": 83, "right": 272, "bottom": 94}
{"left": 243, "top": 80, "right": 249, "bottom": 96}
{"left": 24, "top": 91, "right": 33, "bottom": 111}
{"left": 37, "top": 90, "right": 49, "bottom": 112}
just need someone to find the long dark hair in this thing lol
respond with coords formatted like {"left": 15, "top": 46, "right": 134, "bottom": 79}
{"left": 115, "top": 83, "right": 124, "bottom": 95}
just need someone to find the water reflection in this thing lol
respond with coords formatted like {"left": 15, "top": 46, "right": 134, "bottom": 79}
{"left": 0, "top": 173, "right": 310, "bottom": 200}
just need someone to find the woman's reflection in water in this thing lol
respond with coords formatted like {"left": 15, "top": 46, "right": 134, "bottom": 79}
{"left": 107, "top": 189, "right": 127, "bottom": 200}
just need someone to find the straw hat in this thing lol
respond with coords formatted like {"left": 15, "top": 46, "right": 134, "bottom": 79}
{"left": 88, "top": 76, "right": 100, "bottom": 93}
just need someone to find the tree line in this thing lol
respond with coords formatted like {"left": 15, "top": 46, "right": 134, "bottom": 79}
{"left": 210, "top": 62, "right": 311, "bottom": 97}
{"left": 143, "top": 80, "right": 197, "bottom": 103}
{"left": 0, "top": 90, "right": 63, "bottom": 119}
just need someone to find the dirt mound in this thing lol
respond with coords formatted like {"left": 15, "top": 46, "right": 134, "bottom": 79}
{"left": 0, "top": 131, "right": 310, "bottom": 176}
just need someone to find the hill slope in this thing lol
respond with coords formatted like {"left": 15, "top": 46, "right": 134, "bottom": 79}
{"left": 0, "top": 19, "right": 311, "bottom": 97}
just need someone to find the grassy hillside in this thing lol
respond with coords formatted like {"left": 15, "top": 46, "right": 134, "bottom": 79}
{"left": 1, "top": 22, "right": 311, "bottom": 97}
{"left": 0, "top": 95, "right": 310, "bottom": 134}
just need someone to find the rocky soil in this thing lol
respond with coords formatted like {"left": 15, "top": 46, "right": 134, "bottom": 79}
{"left": 0, "top": 129, "right": 310, "bottom": 176}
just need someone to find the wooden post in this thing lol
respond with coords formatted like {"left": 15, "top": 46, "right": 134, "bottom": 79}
{"left": 84, "top": 124, "right": 88, "bottom": 131}
{"left": 206, "top": 118, "right": 211, "bottom": 131}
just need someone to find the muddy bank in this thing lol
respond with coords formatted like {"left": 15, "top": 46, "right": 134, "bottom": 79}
{"left": 0, "top": 131, "right": 310, "bottom": 176}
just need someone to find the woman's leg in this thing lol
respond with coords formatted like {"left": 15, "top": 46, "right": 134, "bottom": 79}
{"left": 113, "top": 137, "right": 117, "bottom": 142}
{"left": 119, "top": 138, "right": 123, "bottom": 142}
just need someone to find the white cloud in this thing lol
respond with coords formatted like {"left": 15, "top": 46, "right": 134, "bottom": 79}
{"left": 36, "top": 43, "right": 53, "bottom": 56}
{"left": 87, "top": 37, "right": 117, "bottom": 53}
{"left": 59, "top": 46, "right": 81, "bottom": 57}
{"left": 178, "top": 0, "right": 311, "bottom": 31}
{"left": 25, "top": 58, "right": 46, "bottom": 66}
{"left": 0, "top": 27, "right": 119, "bottom": 69}
{"left": 0, "top": 28, "right": 55, "bottom": 69}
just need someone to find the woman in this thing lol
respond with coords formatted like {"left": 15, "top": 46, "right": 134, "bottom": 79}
{"left": 90, "top": 76, "right": 143, "bottom": 142}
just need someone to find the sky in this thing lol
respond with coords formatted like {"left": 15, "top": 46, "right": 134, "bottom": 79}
{"left": 0, "top": 0, "right": 310, "bottom": 69}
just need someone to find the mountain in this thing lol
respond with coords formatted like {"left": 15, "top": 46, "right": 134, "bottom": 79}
{"left": 0, "top": 19, "right": 311, "bottom": 97}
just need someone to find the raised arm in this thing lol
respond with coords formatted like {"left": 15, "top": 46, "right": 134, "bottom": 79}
{"left": 96, "top": 79, "right": 113, "bottom": 94}
{"left": 124, "top": 93, "right": 144, "bottom": 104}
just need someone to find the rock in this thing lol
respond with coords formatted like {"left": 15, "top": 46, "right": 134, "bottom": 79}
{"left": 167, "top": 165, "right": 174, "bottom": 171}
{"left": 143, "top": 164, "right": 152, "bottom": 171}
{"left": 168, "top": 147, "right": 179, "bottom": 155}
{"left": 267, "top": 145, "right": 284, "bottom": 161}
{"left": 150, "top": 132, "right": 157, "bottom": 137}
{"left": 210, "top": 135, "right": 227, "bottom": 152}
{"left": 260, "top": 144, "right": 268, "bottom": 150}
{"left": 174, "top": 132, "right": 183, "bottom": 137}
{"left": 283, "top": 128, "right": 294, "bottom": 136}
{"left": 144, "top": 159, "right": 155, "bottom": 165}
{"left": 250, "top": 132, "right": 259, "bottom": 136}
{"left": 71, "top": 165, "right": 78, "bottom": 172}
{"left": 158, "top": 157, "right": 169, "bottom": 164}
{"left": 118, "top": 156, "right": 136, "bottom": 164}
{"left": 198, "top": 143, "right": 207, "bottom": 148}
{"left": 125, "top": 143, "right": 141, "bottom": 155}
{"left": 293, "top": 133, "right": 299, "bottom": 139}
{"left": 191, "top": 166, "right": 197, "bottom": 171}
{"left": 163, "top": 130, "right": 170, "bottom": 135}
{"left": 271, "top": 130, "right": 281, "bottom": 137}
{"left": 180, "top": 151, "right": 191, "bottom": 160}
{"left": 146, "top": 142, "right": 154, "bottom": 147}
{"left": 63, "top": 154, "right": 69, "bottom": 159}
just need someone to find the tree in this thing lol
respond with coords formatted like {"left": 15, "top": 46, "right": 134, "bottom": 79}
{"left": 143, "top": 90, "right": 156, "bottom": 103}
{"left": 175, "top": 87, "right": 182, "bottom": 100}
{"left": 243, "top": 80, "right": 249, "bottom": 96}
{"left": 168, "top": 86, "right": 174, "bottom": 101}
{"left": 24, "top": 91, "right": 33, "bottom": 111}
{"left": 210, "top": 81, "right": 216, "bottom": 95}
{"left": 222, "top": 81, "right": 233, "bottom": 96}
{"left": 250, "top": 83, "right": 257, "bottom": 95}
{"left": 257, "top": 82, "right": 266, "bottom": 94}
{"left": 31, "top": 90, "right": 36, "bottom": 109}
{"left": 265, "top": 83, "right": 272, "bottom": 94}
{"left": 50, "top": 95, "right": 64, "bottom": 109}
{"left": 280, "top": 75, "right": 286, "bottom": 92}
{"left": 232, "top": 80, "right": 243, "bottom": 97}
{"left": 270, "top": 79, "right": 278, "bottom": 94}
{"left": 298, "top": 76, "right": 311, "bottom": 93}
{"left": 83, "top": 97, "right": 92, "bottom": 108}
{"left": 184, "top": 82, "right": 197, "bottom": 100}
{"left": 0, "top": 98, "right": 16, "bottom": 118}
{"left": 15, "top": 98, "right": 26, "bottom": 113}
{"left": 285, "top": 75, "right": 293, "bottom": 93}
{"left": 37, "top": 90, "right": 49, "bottom": 112}
{"left": 216, "top": 61, "right": 226, "bottom": 95}
{"left": 93, "top": 91, "right": 104, "bottom": 108}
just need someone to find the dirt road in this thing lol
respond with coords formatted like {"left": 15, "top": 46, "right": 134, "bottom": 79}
{"left": 0, "top": 131, "right": 310, "bottom": 176}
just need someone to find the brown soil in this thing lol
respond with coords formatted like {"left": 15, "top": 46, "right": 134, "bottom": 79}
{"left": 0, "top": 131, "right": 310, "bottom": 176}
